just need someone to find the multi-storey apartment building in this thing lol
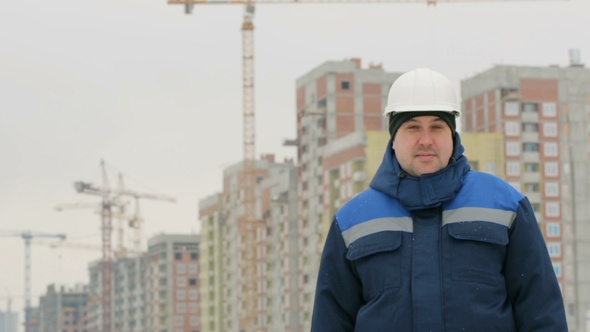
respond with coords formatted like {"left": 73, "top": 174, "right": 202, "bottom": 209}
{"left": 199, "top": 193, "right": 224, "bottom": 332}
{"left": 217, "top": 154, "right": 297, "bottom": 332}
{"left": 461, "top": 59, "right": 590, "bottom": 331}
{"left": 34, "top": 284, "right": 88, "bottom": 332}
{"left": 258, "top": 156, "right": 298, "bottom": 332}
{"left": 295, "top": 58, "right": 400, "bottom": 329}
{"left": 87, "top": 254, "right": 147, "bottom": 332}
{"left": 144, "top": 234, "right": 201, "bottom": 332}
{"left": 113, "top": 255, "right": 146, "bottom": 331}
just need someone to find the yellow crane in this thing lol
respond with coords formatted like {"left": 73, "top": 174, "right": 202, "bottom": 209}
{"left": 166, "top": 0, "right": 565, "bottom": 330}
{"left": 0, "top": 230, "right": 66, "bottom": 332}
{"left": 70, "top": 160, "right": 175, "bottom": 332}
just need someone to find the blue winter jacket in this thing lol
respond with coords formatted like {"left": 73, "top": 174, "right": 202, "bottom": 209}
{"left": 311, "top": 133, "right": 567, "bottom": 332}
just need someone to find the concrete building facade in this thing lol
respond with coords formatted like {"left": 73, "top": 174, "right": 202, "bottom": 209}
{"left": 461, "top": 62, "right": 590, "bottom": 331}
{"left": 34, "top": 284, "right": 88, "bottom": 332}
{"left": 295, "top": 58, "right": 400, "bottom": 329}
{"left": 217, "top": 154, "right": 297, "bottom": 332}
{"left": 145, "top": 234, "right": 201, "bottom": 332}
{"left": 113, "top": 255, "right": 146, "bottom": 331}
{"left": 258, "top": 157, "right": 298, "bottom": 332}
{"left": 198, "top": 193, "right": 225, "bottom": 332}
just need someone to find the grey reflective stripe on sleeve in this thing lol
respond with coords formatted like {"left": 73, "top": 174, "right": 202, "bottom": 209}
{"left": 341, "top": 217, "right": 413, "bottom": 248}
{"left": 442, "top": 207, "right": 516, "bottom": 228}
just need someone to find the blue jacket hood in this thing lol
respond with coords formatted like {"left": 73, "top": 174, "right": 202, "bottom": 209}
{"left": 369, "top": 132, "right": 471, "bottom": 210}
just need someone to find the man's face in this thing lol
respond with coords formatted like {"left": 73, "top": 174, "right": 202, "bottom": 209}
{"left": 392, "top": 115, "right": 454, "bottom": 177}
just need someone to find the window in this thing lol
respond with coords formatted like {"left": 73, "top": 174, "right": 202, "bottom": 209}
{"left": 189, "top": 289, "right": 198, "bottom": 300}
{"left": 189, "top": 278, "right": 197, "bottom": 286}
{"left": 177, "top": 277, "right": 186, "bottom": 287}
{"left": 522, "top": 123, "right": 539, "bottom": 132}
{"left": 176, "top": 290, "right": 187, "bottom": 300}
{"left": 547, "top": 242, "right": 561, "bottom": 257}
{"left": 544, "top": 162, "right": 559, "bottom": 177}
{"left": 177, "top": 303, "right": 187, "bottom": 313}
{"left": 543, "top": 102, "right": 557, "bottom": 117}
{"left": 544, "top": 142, "right": 558, "bottom": 157}
{"left": 547, "top": 223, "right": 561, "bottom": 237}
{"left": 545, "top": 182, "right": 559, "bottom": 197}
{"left": 543, "top": 123, "right": 558, "bottom": 137}
{"left": 175, "top": 252, "right": 183, "bottom": 260}
{"left": 524, "top": 163, "right": 539, "bottom": 172}
{"left": 523, "top": 102, "right": 538, "bottom": 113}
{"left": 174, "top": 316, "right": 184, "bottom": 326}
{"left": 523, "top": 143, "right": 539, "bottom": 152}
{"left": 505, "top": 122, "right": 520, "bottom": 136}
{"left": 341, "top": 81, "right": 350, "bottom": 90}
{"left": 553, "top": 262, "right": 562, "bottom": 278}
{"left": 506, "top": 162, "right": 521, "bottom": 176}
{"left": 176, "top": 264, "right": 186, "bottom": 274}
{"left": 506, "top": 142, "right": 520, "bottom": 156}
{"left": 524, "top": 183, "right": 539, "bottom": 193}
{"left": 190, "top": 252, "right": 199, "bottom": 260}
{"left": 546, "top": 202, "right": 560, "bottom": 217}
{"left": 505, "top": 101, "right": 519, "bottom": 116}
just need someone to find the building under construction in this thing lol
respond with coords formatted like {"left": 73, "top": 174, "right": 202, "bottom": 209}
{"left": 460, "top": 53, "right": 590, "bottom": 331}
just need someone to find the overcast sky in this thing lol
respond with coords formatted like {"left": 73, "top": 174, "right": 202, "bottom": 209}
{"left": 1, "top": 0, "right": 589, "bottom": 328}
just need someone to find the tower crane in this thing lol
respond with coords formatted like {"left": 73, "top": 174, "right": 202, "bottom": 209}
{"left": 71, "top": 159, "right": 175, "bottom": 332}
{"left": 0, "top": 230, "right": 66, "bottom": 332}
{"left": 167, "top": 0, "right": 562, "bottom": 330}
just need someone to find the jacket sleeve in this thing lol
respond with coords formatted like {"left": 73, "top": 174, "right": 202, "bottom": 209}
{"left": 311, "top": 218, "right": 363, "bottom": 332}
{"left": 504, "top": 197, "right": 568, "bottom": 331}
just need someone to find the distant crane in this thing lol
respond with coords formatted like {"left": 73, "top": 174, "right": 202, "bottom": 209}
{"left": 0, "top": 230, "right": 66, "bottom": 332}
{"left": 70, "top": 159, "right": 175, "bottom": 332}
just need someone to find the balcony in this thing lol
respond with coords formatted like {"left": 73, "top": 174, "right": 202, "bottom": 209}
{"left": 521, "top": 111, "right": 539, "bottom": 123}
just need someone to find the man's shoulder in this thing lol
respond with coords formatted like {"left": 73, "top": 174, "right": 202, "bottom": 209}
{"left": 452, "top": 170, "right": 525, "bottom": 210}
{"left": 335, "top": 189, "right": 409, "bottom": 232}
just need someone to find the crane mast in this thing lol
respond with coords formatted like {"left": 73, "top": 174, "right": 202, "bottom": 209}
{"left": 73, "top": 160, "right": 175, "bottom": 332}
{"left": 241, "top": 3, "right": 259, "bottom": 331}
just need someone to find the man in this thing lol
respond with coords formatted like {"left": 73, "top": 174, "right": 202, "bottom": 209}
{"left": 311, "top": 68, "right": 567, "bottom": 331}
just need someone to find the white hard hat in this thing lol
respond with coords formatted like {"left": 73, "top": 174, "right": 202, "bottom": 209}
{"left": 384, "top": 68, "right": 460, "bottom": 117}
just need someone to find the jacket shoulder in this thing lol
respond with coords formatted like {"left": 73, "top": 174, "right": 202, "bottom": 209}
{"left": 449, "top": 171, "right": 525, "bottom": 212}
{"left": 335, "top": 189, "right": 409, "bottom": 232}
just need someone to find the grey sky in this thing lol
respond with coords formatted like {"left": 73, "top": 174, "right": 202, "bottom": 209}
{"left": 1, "top": 0, "right": 588, "bottom": 328}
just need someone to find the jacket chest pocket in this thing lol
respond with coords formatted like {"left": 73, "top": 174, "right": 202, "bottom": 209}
{"left": 448, "top": 221, "right": 509, "bottom": 286}
{"left": 345, "top": 231, "right": 403, "bottom": 298}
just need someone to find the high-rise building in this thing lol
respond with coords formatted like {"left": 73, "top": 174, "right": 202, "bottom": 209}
{"left": 112, "top": 255, "right": 147, "bottom": 331}
{"left": 295, "top": 58, "right": 400, "bottom": 329}
{"left": 34, "top": 284, "right": 88, "bottom": 332}
{"left": 217, "top": 154, "right": 297, "bottom": 332}
{"left": 144, "top": 234, "right": 201, "bottom": 332}
{"left": 258, "top": 156, "right": 298, "bottom": 332}
{"left": 199, "top": 193, "right": 225, "bottom": 332}
{"left": 460, "top": 59, "right": 590, "bottom": 331}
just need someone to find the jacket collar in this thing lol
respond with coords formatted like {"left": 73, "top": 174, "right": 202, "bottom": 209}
{"left": 369, "top": 132, "right": 471, "bottom": 210}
